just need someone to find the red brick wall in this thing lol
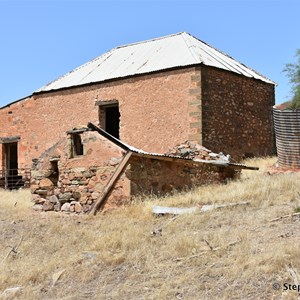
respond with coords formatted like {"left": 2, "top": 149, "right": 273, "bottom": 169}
{"left": 0, "top": 67, "right": 197, "bottom": 168}
{"left": 98, "top": 68, "right": 197, "bottom": 152}
{"left": 0, "top": 92, "right": 99, "bottom": 167}
{"left": 200, "top": 66, "right": 275, "bottom": 159}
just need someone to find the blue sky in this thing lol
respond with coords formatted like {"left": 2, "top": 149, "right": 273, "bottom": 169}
{"left": 0, "top": 0, "right": 299, "bottom": 107}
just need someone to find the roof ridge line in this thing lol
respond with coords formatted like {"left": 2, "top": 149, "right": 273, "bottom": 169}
{"left": 180, "top": 32, "right": 200, "bottom": 63}
{"left": 114, "top": 32, "right": 186, "bottom": 50}
{"left": 185, "top": 33, "right": 275, "bottom": 84}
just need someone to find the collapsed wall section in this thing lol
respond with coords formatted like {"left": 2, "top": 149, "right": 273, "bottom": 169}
{"left": 31, "top": 130, "right": 131, "bottom": 213}
{"left": 30, "top": 128, "right": 241, "bottom": 214}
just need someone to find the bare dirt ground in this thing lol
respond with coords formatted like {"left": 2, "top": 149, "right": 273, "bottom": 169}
{"left": 1, "top": 157, "right": 300, "bottom": 300}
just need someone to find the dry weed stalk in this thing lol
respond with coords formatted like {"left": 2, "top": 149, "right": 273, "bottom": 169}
{"left": 1, "top": 235, "right": 24, "bottom": 264}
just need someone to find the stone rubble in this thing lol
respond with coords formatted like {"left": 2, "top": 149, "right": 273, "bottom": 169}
{"left": 166, "top": 141, "right": 231, "bottom": 162}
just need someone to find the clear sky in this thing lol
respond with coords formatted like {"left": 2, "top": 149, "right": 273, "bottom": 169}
{"left": 0, "top": 0, "right": 299, "bottom": 107}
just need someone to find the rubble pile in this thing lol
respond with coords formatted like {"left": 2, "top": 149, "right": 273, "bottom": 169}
{"left": 165, "top": 141, "right": 231, "bottom": 162}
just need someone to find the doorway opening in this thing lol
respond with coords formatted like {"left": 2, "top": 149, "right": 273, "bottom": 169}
{"left": 4, "top": 143, "right": 18, "bottom": 176}
{"left": 2, "top": 142, "right": 22, "bottom": 189}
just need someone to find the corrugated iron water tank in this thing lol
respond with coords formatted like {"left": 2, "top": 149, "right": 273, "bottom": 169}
{"left": 273, "top": 104, "right": 300, "bottom": 168}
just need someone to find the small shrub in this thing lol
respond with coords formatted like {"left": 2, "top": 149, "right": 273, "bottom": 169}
{"left": 283, "top": 49, "right": 300, "bottom": 110}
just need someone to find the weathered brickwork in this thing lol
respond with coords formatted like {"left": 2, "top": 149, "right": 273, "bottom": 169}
{"left": 98, "top": 68, "right": 197, "bottom": 152}
{"left": 0, "top": 67, "right": 199, "bottom": 168}
{"left": 201, "top": 66, "right": 275, "bottom": 159}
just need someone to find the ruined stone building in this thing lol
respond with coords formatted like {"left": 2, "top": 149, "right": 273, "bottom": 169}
{"left": 0, "top": 32, "right": 274, "bottom": 212}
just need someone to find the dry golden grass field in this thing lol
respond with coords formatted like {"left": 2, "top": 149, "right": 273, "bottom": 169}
{"left": 1, "top": 157, "right": 300, "bottom": 299}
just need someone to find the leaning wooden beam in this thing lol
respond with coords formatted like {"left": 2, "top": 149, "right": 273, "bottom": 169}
{"left": 89, "top": 151, "right": 133, "bottom": 215}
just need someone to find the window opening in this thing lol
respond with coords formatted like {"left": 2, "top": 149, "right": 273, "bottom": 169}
{"left": 72, "top": 133, "right": 83, "bottom": 156}
{"left": 49, "top": 160, "right": 59, "bottom": 186}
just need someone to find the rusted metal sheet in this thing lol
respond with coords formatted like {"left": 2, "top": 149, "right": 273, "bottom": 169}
{"left": 35, "top": 32, "right": 274, "bottom": 93}
{"left": 273, "top": 108, "right": 300, "bottom": 168}
{"left": 87, "top": 122, "right": 258, "bottom": 171}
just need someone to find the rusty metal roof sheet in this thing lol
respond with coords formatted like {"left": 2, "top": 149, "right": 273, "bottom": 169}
{"left": 35, "top": 32, "right": 274, "bottom": 93}
{"left": 87, "top": 122, "right": 258, "bottom": 170}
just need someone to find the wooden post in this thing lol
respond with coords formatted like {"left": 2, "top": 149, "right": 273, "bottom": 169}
{"left": 4, "top": 144, "right": 8, "bottom": 190}
{"left": 89, "top": 151, "right": 133, "bottom": 215}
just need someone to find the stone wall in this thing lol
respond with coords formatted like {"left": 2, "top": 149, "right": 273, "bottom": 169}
{"left": 200, "top": 66, "right": 275, "bottom": 159}
{"left": 32, "top": 153, "right": 240, "bottom": 214}
{"left": 31, "top": 130, "right": 131, "bottom": 213}
{"left": 32, "top": 163, "right": 130, "bottom": 213}
{"left": 127, "top": 156, "right": 240, "bottom": 197}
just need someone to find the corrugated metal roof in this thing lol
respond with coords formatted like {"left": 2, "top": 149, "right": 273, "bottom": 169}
{"left": 87, "top": 123, "right": 259, "bottom": 170}
{"left": 35, "top": 32, "right": 274, "bottom": 93}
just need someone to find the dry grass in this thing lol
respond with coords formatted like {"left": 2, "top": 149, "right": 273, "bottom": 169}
{"left": 1, "top": 156, "right": 300, "bottom": 299}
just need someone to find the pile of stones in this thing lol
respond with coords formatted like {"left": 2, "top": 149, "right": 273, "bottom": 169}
{"left": 32, "top": 192, "right": 90, "bottom": 213}
{"left": 165, "top": 141, "right": 231, "bottom": 162}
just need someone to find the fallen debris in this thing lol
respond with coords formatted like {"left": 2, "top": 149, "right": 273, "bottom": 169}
{"left": 152, "top": 206, "right": 198, "bottom": 215}
{"left": 152, "top": 201, "right": 250, "bottom": 216}
{"left": 52, "top": 269, "right": 66, "bottom": 287}
{"left": 1, "top": 286, "right": 23, "bottom": 299}
{"left": 269, "top": 212, "right": 300, "bottom": 222}
{"left": 1, "top": 235, "right": 23, "bottom": 264}
{"left": 165, "top": 141, "right": 231, "bottom": 162}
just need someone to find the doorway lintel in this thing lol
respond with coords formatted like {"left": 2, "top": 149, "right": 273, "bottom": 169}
{"left": 0, "top": 136, "right": 20, "bottom": 144}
